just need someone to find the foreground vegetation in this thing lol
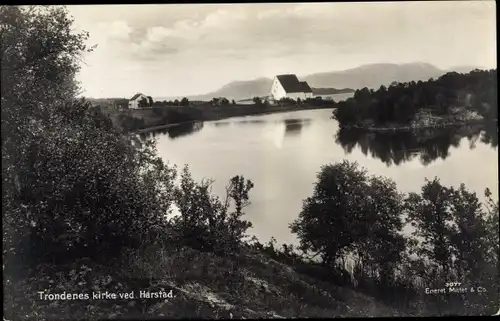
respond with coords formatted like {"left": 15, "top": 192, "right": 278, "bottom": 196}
{"left": 332, "top": 70, "right": 497, "bottom": 130}
{"left": 2, "top": 6, "right": 498, "bottom": 320}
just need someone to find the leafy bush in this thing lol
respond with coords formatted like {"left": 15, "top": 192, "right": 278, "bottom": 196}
{"left": 277, "top": 97, "right": 296, "bottom": 106}
{"left": 171, "top": 166, "right": 253, "bottom": 255}
{"left": 2, "top": 6, "right": 177, "bottom": 274}
{"left": 290, "top": 160, "right": 499, "bottom": 312}
{"left": 252, "top": 96, "right": 262, "bottom": 105}
{"left": 3, "top": 99, "right": 177, "bottom": 269}
{"left": 405, "top": 179, "right": 498, "bottom": 285}
{"left": 290, "top": 160, "right": 406, "bottom": 272}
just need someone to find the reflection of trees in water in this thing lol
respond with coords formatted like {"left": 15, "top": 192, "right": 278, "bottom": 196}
{"left": 336, "top": 123, "right": 498, "bottom": 166}
{"left": 235, "top": 119, "right": 267, "bottom": 125}
{"left": 212, "top": 121, "right": 230, "bottom": 127}
{"left": 139, "top": 122, "right": 204, "bottom": 140}
{"left": 478, "top": 121, "right": 498, "bottom": 148}
{"left": 283, "top": 118, "right": 312, "bottom": 136}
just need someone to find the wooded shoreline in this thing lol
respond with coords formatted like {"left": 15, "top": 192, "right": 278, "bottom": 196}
{"left": 134, "top": 104, "right": 336, "bottom": 133}
{"left": 340, "top": 118, "right": 496, "bottom": 132}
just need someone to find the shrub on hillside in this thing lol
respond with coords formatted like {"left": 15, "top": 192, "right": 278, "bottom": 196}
{"left": 2, "top": 6, "right": 177, "bottom": 274}
{"left": 405, "top": 180, "right": 499, "bottom": 285}
{"left": 290, "top": 160, "right": 406, "bottom": 273}
{"left": 290, "top": 159, "right": 499, "bottom": 312}
{"left": 3, "top": 98, "right": 177, "bottom": 269}
{"left": 171, "top": 166, "right": 254, "bottom": 255}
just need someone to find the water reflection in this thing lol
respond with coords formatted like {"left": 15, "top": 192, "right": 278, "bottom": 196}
{"left": 212, "top": 121, "right": 231, "bottom": 127}
{"left": 283, "top": 118, "right": 312, "bottom": 136}
{"left": 336, "top": 122, "right": 498, "bottom": 166}
{"left": 139, "top": 121, "right": 204, "bottom": 140}
{"left": 235, "top": 119, "right": 267, "bottom": 125}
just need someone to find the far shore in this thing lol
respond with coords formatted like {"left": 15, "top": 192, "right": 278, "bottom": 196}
{"left": 135, "top": 104, "right": 336, "bottom": 133}
{"left": 340, "top": 118, "right": 497, "bottom": 133}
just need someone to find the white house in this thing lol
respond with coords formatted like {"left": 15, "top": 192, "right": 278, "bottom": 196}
{"left": 270, "top": 74, "right": 314, "bottom": 101}
{"left": 128, "top": 93, "right": 148, "bottom": 109}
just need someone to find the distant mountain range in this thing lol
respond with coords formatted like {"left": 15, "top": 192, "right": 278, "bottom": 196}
{"left": 181, "top": 63, "right": 487, "bottom": 101}
{"left": 303, "top": 63, "right": 488, "bottom": 91}
{"left": 154, "top": 63, "right": 488, "bottom": 102}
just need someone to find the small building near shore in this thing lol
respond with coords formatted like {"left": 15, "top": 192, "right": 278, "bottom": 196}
{"left": 270, "top": 74, "right": 314, "bottom": 101}
{"left": 128, "top": 93, "right": 149, "bottom": 109}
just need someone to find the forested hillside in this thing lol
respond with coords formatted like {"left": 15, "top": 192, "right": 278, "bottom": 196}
{"left": 333, "top": 70, "right": 497, "bottom": 129}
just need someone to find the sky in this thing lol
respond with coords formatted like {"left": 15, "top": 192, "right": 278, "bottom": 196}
{"left": 67, "top": 1, "right": 497, "bottom": 99}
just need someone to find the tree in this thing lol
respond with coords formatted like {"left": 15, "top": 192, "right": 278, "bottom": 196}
{"left": 220, "top": 98, "right": 230, "bottom": 105}
{"left": 405, "top": 178, "right": 455, "bottom": 281}
{"left": 252, "top": 96, "right": 262, "bottom": 105}
{"left": 332, "top": 98, "right": 358, "bottom": 126}
{"left": 180, "top": 97, "right": 189, "bottom": 106}
{"left": 446, "top": 184, "right": 489, "bottom": 283}
{"left": 332, "top": 69, "right": 497, "bottom": 128}
{"left": 290, "top": 161, "right": 405, "bottom": 270}
{"left": 2, "top": 6, "right": 177, "bottom": 272}
{"left": 232, "top": 99, "right": 236, "bottom": 105}
{"left": 174, "top": 99, "right": 180, "bottom": 106}
{"left": 147, "top": 96, "right": 153, "bottom": 107}
{"left": 484, "top": 188, "right": 499, "bottom": 265}
{"left": 138, "top": 97, "right": 148, "bottom": 108}
{"left": 1, "top": 5, "right": 91, "bottom": 185}
{"left": 172, "top": 166, "right": 253, "bottom": 254}
{"left": 353, "top": 175, "right": 406, "bottom": 285}
{"left": 211, "top": 97, "right": 220, "bottom": 106}
{"left": 279, "top": 97, "right": 296, "bottom": 105}
{"left": 2, "top": 5, "right": 93, "bottom": 265}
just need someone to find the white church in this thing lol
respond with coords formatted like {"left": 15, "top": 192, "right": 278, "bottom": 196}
{"left": 269, "top": 74, "right": 314, "bottom": 101}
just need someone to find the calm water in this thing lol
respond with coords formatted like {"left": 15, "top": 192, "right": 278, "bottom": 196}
{"left": 144, "top": 109, "right": 498, "bottom": 246}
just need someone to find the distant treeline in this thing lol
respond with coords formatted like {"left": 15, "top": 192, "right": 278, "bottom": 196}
{"left": 115, "top": 96, "right": 336, "bottom": 131}
{"left": 332, "top": 69, "right": 497, "bottom": 128}
{"left": 312, "top": 87, "right": 355, "bottom": 95}
{"left": 97, "top": 93, "right": 341, "bottom": 113}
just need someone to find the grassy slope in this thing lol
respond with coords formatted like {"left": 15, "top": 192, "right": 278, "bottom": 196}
{"left": 5, "top": 245, "right": 400, "bottom": 320}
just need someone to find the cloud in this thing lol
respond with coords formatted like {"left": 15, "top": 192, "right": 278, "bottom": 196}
{"left": 105, "top": 20, "right": 133, "bottom": 41}
{"left": 77, "top": 2, "right": 496, "bottom": 64}
{"left": 71, "top": 2, "right": 496, "bottom": 97}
